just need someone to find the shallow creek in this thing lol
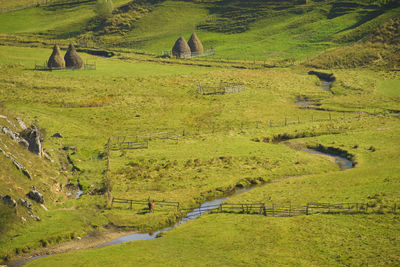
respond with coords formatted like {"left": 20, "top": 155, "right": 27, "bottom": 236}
{"left": 17, "top": 148, "right": 353, "bottom": 266}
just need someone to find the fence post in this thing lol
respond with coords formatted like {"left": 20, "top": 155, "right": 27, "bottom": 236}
{"left": 289, "top": 202, "right": 292, "bottom": 217}
{"left": 272, "top": 202, "right": 275, "bottom": 216}
{"left": 285, "top": 117, "right": 287, "bottom": 126}
{"left": 329, "top": 113, "right": 332, "bottom": 121}
{"left": 306, "top": 203, "right": 309, "bottom": 215}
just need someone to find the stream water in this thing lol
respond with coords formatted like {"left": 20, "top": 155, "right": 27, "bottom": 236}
{"left": 320, "top": 80, "right": 332, "bottom": 91}
{"left": 16, "top": 149, "right": 353, "bottom": 266}
{"left": 96, "top": 150, "right": 352, "bottom": 247}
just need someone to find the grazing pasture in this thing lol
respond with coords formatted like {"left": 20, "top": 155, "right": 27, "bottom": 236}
{"left": 0, "top": 0, "right": 399, "bottom": 265}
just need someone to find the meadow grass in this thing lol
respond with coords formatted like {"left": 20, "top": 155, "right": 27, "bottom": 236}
{"left": 0, "top": 38, "right": 399, "bottom": 265}
{"left": 25, "top": 213, "right": 400, "bottom": 266}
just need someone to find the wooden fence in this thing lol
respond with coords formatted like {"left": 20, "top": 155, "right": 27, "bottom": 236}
{"left": 110, "top": 198, "right": 399, "bottom": 217}
{"left": 111, "top": 197, "right": 180, "bottom": 210}
{"left": 108, "top": 131, "right": 182, "bottom": 151}
{"left": 198, "top": 82, "right": 245, "bottom": 95}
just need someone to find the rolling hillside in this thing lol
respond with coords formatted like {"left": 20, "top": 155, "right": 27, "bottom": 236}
{"left": 0, "top": 0, "right": 399, "bottom": 266}
{"left": 0, "top": 0, "right": 399, "bottom": 60}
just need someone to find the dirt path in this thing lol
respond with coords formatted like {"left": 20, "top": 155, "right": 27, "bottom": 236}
{"left": 6, "top": 227, "right": 136, "bottom": 267}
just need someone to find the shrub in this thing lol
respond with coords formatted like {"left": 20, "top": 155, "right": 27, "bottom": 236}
{"left": 96, "top": 0, "right": 114, "bottom": 19}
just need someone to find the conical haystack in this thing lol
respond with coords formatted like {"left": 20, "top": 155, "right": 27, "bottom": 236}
{"left": 64, "top": 43, "right": 83, "bottom": 69}
{"left": 172, "top": 36, "right": 191, "bottom": 58}
{"left": 47, "top": 44, "right": 65, "bottom": 69}
{"left": 188, "top": 32, "right": 204, "bottom": 55}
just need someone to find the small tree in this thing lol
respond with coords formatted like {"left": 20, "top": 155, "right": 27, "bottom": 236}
{"left": 96, "top": 0, "right": 114, "bottom": 18}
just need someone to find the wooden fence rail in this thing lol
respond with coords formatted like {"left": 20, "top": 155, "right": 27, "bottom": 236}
{"left": 111, "top": 197, "right": 180, "bottom": 210}
{"left": 108, "top": 131, "right": 183, "bottom": 151}
{"left": 110, "top": 197, "right": 399, "bottom": 218}
{"left": 198, "top": 82, "right": 245, "bottom": 95}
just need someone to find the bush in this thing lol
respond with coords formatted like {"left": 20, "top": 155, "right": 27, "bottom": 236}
{"left": 96, "top": 0, "right": 114, "bottom": 19}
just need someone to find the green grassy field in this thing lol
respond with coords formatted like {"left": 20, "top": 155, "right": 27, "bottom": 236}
{"left": 1, "top": 0, "right": 399, "bottom": 59}
{"left": 0, "top": 43, "right": 399, "bottom": 264}
{"left": 0, "top": 0, "right": 399, "bottom": 265}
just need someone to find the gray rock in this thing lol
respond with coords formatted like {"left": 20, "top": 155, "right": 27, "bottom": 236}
{"left": 19, "top": 198, "right": 33, "bottom": 210}
{"left": 1, "top": 126, "right": 18, "bottom": 142}
{"left": 16, "top": 117, "right": 27, "bottom": 130}
{"left": 20, "top": 125, "right": 43, "bottom": 157}
{"left": 2, "top": 195, "right": 17, "bottom": 207}
{"left": 18, "top": 139, "right": 29, "bottom": 148}
{"left": 0, "top": 147, "right": 32, "bottom": 180}
{"left": 0, "top": 115, "right": 17, "bottom": 128}
{"left": 1, "top": 126, "right": 30, "bottom": 149}
{"left": 52, "top": 133, "right": 63, "bottom": 138}
{"left": 63, "top": 146, "right": 76, "bottom": 151}
{"left": 26, "top": 190, "right": 44, "bottom": 204}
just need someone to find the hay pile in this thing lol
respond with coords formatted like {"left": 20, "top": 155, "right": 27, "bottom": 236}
{"left": 47, "top": 44, "right": 65, "bottom": 69}
{"left": 64, "top": 44, "right": 83, "bottom": 69}
{"left": 187, "top": 32, "right": 204, "bottom": 55}
{"left": 172, "top": 36, "right": 191, "bottom": 58}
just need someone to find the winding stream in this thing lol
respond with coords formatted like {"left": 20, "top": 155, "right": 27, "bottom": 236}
{"left": 98, "top": 149, "right": 352, "bottom": 247}
{"left": 15, "top": 148, "right": 353, "bottom": 266}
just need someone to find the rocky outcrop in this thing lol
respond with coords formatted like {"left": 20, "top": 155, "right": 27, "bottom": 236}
{"left": 20, "top": 125, "right": 44, "bottom": 157}
{"left": 26, "top": 189, "right": 44, "bottom": 204}
{"left": 0, "top": 147, "right": 31, "bottom": 179}
{"left": 2, "top": 195, "right": 17, "bottom": 207}
{"left": 0, "top": 115, "right": 17, "bottom": 128}
{"left": 52, "top": 133, "right": 63, "bottom": 138}
{"left": 16, "top": 117, "right": 27, "bottom": 130}
{"left": 1, "top": 126, "right": 30, "bottom": 148}
{"left": 19, "top": 198, "right": 33, "bottom": 211}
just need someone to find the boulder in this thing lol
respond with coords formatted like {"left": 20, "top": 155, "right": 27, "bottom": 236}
{"left": 16, "top": 117, "right": 27, "bottom": 130}
{"left": 27, "top": 190, "right": 44, "bottom": 204}
{"left": 52, "top": 133, "right": 63, "bottom": 138}
{"left": 18, "top": 139, "right": 29, "bottom": 148}
{"left": 1, "top": 126, "right": 18, "bottom": 142}
{"left": 20, "top": 125, "right": 43, "bottom": 157}
{"left": 19, "top": 198, "right": 33, "bottom": 211}
{"left": 2, "top": 195, "right": 17, "bottom": 207}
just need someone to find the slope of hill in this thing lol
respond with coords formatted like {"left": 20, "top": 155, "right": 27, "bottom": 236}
{"left": 0, "top": 0, "right": 399, "bottom": 266}
{"left": 0, "top": 0, "right": 399, "bottom": 60}
{"left": 306, "top": 15, "right": 400, "bottom": 69}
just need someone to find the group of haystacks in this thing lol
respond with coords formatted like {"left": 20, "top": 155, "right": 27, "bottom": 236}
{"left": 47, "top": 44, "right": 83, "bottom": 69}
{"left": 172, "top": 32, "right": 204, "bottom": 58}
